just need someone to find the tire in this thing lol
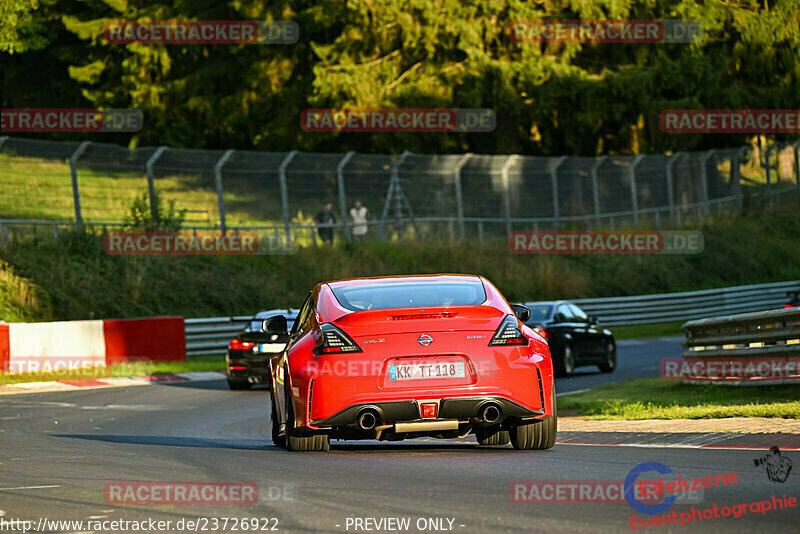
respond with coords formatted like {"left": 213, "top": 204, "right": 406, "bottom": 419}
{"left": 270, "top": 397, "right": 286, "bottom": 449}
{"left": 599, "top": 342, "right": 617, "bottom": 373}
{"left": 555, "top": 344, "right": 575, "bottom": 377}
{"left": 511, "top": 387, "right": 557, "bottom": 450}
{"left": 284, "top": 381, "right": 329, "bottom": 452}
{"left": 475, "top": 428, "right": 511, "bottom": 446}
{"left": 227, "top": 378, "right": 251, "bottom": 390}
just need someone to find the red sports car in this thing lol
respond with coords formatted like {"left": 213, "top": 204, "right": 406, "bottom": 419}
{"left": 265, "top": 274, "right": 557, "bottom": 452}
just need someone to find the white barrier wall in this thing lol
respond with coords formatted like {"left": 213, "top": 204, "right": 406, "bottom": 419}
{"left": 8, "top": 320, "right": 106, "bottom": 374}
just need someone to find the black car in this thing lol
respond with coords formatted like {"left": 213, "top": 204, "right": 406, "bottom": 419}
{"left": 523, "top": 300, "right": 616, "bottom": 377}
{"left": 226, "top": 308, "right": 299, "bottom": 390}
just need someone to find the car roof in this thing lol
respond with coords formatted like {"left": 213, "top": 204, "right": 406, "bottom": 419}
{"left": 254, "top": 308, "right": 299, "bottom": 319}
{"left": 326, "top": 273, "right": 483, "bottom": 289}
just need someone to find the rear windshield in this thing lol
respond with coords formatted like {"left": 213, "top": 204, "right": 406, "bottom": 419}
{"left": 332, "top": 280, "right": 487, "bottom": 311}
{"left": 526, "top": 304, "right": 553, "bottom": 323}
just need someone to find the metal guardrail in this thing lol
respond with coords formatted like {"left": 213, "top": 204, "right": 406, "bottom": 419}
{"left": 185, "top": 309, "right": 299, "bottom": 357}
{"left": 675, "top": 307, "right": 800, "bottom": 384}
{"left": 573, "top": 280, "right": 800, "bottom": 326}
{"left": 682, "top": 307, "right": 800, "bottom": 358}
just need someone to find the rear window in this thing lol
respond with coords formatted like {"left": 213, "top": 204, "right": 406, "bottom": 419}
{"left": 332, "top": 280, "right": 487, "bottom": 311}
{"left": 526, "top": 304, "right": 553, "bottom": 323}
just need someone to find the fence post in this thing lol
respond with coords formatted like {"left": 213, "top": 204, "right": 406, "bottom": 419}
{"left": 278, "top": 150, "right": 298, "bottom": 245}
{"left": 734, "top": 146, "right": 749, "bottom": 212}
{"left": 666, "top": 152, "right": 682, "bottom": 222}
{"left": 500, "top": 155, "right": 518, "bottom": 239}
{"left": 549, "top": 156, "right": 566, "bottom": 229}
{"left": 591, "top": 156, "right": 606, "bottom": 226}
{"left": 478, "top": 221, "right": 484, "bottom": 244}
{"left": 453, "top": 153, "right": 472, "bottom": 241}
{"left": 764, "top": 142, "right": 778, "bottom": 202}
{"left": 630, "top": 155, "right": 645, "bottom": 227}
{"left": 379, "top": 151, "right": 411, "bottom": 240}
{"left": 793, "top": 141, "right": 800, "bottom": 190}
{"left": 700, "top": 150, "right": 715, "bottom": 216}
{"left": 337, "top": 151, "right": 356, "bottom": 240}
{"left": 213, "top": 149, "right": 234, "bottom": 234}
{"left": 145, "top": 146, "right": 167, "bottom": 221}
{"left": 0, "top": 136, "right": 8, "bottom": 150}
{"left": 69, "top": 141, "right": 91, "bottom": 231}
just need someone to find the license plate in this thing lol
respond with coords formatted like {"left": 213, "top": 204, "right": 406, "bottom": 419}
{"left": 388, "top": 361, "right": 465, "bottom": 381}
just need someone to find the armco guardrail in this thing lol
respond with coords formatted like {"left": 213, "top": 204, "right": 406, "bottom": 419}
{"left": 673, "top": 307, "right": 800, "bottom": 384}
{"left": 682, "top": 307, "right": 800, "bottom": 358}
{"left": 185, "top": 309, "right": 299, "bottom": 357}
{"left": 573, "top": 280, "right": 800, "bottom": 326}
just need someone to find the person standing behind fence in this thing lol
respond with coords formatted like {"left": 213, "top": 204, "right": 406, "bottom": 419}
{"left": 350, "top": 200, "right": 369, "bottom": 242}
{"left": 315, "top": 203, "right": 337, "bottom": 245}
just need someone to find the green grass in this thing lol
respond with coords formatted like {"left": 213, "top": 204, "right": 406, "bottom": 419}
{"left": 559, "top": 378, "right": 800, "bottom": 420}
{"left": 0, "top": 355, "right": 224, "bottom": 385}
{"left": 612, "top": 321, "right": 685, "bottom": 340}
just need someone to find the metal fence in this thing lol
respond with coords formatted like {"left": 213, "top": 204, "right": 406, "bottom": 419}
{"left": 1, "top": 136, "right": 799, "bottom": 243}
{"left": 572, "top": 280, "right": 800, "bottom": 326}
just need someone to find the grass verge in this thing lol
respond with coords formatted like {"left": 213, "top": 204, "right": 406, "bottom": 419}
{"left": 559, "top": 378, "right": 800, "bottom": 420}
{"left": 0, "top": 355, "right": 225, "bottom": 385}
{"left": 611, "top": 321, "right": 685, "bottom": 340}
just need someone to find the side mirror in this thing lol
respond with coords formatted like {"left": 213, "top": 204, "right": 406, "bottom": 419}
{"left": 262, "top": 315, "right": 288, "bottom": 334}
{"left": 588, "top": 315, "right": 598, "bottom": 325}
{"left": 510, "top": 304, "right": 531, "bottom": 323}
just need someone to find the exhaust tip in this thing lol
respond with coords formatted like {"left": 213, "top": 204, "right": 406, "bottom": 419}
{"left": 357, "top": 409, "right": 379, "bottom": 430}
{"left": 479, "top": 404, "right": 501, "bottom": 424}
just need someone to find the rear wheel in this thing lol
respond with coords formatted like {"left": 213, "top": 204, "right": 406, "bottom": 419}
{"left": 511, "top": 388, "right": 557, "bottom": 450}
{"left": 598, "top": 342, "right": 617, "bottom": 373}
{"left": 284, "top": 382, "right": 329, "bottom": 452}
{"left": 555, "top": 345, "right": 575, "bottom": 377}
{"left": 227, "top": 378, "right": 251, "bottom": 390}
{"left": 475, "top": 428, "right": 510, "bottom": 446}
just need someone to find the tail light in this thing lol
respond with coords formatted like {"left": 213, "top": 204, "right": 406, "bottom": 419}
{"left": 312, "top": 323, "right": 362, "bottom": 355}
{"left": 229, "top": 338, "right": 255, "bottom": 351}
{"left": 488, "top": 315, "right": 529, "bottom": 346}
{"left": 532, "top": 326, "right": 550, "bottom": 340}
{"left": 786, "top": 304, "right": 795, "bottom": 309}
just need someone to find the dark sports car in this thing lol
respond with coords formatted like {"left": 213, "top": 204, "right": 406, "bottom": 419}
{"left": 225, "top": 308, "right": 299, "bottom": 390}
{"left": 523, "top": 300, "right": 616, "bottom": 377}
{"left": 265, "top": 274, "right": 557, "bottom": 452}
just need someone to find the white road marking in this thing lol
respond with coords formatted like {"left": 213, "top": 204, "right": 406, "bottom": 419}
{"left": 0, "top": 484, "right": 61, "bottom": 491}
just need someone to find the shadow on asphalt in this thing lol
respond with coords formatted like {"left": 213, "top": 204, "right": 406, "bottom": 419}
{"left": 52, "top": 433, "right": 532, "bottom": 453}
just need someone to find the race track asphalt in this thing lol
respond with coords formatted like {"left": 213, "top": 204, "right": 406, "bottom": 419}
{"left": 1, "top": 338, "right": 797, "bottom": 534}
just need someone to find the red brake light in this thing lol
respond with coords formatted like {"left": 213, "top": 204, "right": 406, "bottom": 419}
{"left": 312, "top": 324, "right": 362, "bottom": 355}
{"left": 229, "top": 338, "right": 255, "bottom": 351}
{"left": 489, "top": 315, "right": 529, "bottom": 346}
{"left": 533, "top": 326, "right": 550, "bottom": 340}
{"left": 786, "top": 304, "right": 794, "bottom": 309}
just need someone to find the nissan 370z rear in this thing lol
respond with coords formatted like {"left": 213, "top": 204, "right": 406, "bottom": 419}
{"left": 266, "top": 274, "right": 557, "bottom": 452}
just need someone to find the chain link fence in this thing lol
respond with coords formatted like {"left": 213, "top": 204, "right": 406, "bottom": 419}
{"left": 1, "top": 136, "right": 798, "bottom": 245}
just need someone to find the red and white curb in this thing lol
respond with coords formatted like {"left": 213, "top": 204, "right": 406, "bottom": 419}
{"left": 0, "top": 371, "right": 226, "bottom": 396}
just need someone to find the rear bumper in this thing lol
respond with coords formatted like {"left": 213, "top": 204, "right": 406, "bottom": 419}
{"left": 312, "top": 396, "right": 543, "bottom": 428}
{"left": 226, "top": 351, "right": 269, "bottom": 383}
